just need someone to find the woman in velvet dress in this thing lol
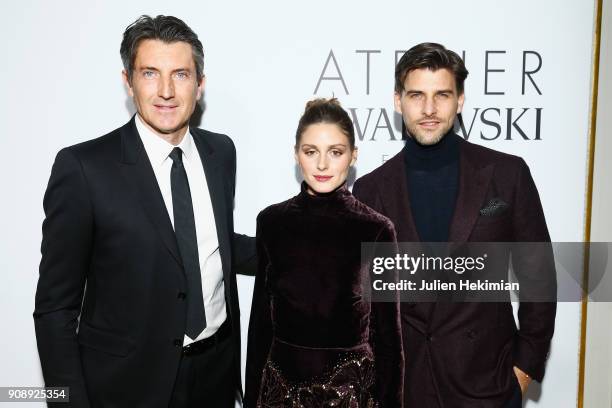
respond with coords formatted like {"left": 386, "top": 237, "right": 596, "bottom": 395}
{"left": 245, "top": 98, "right": 403, "bottom": 408}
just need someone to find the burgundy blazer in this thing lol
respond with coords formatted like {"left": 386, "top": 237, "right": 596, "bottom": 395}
{"left": 352, "top": 134, "right": 556, "bottom": 408}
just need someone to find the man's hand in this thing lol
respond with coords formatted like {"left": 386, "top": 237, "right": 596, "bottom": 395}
{"left": 513, "top": 366, "right": 531, "bottom": 394}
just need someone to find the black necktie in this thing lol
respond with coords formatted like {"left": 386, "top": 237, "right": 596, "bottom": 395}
{"left": 169, "top": 147, "right": 206, "bottom": 338}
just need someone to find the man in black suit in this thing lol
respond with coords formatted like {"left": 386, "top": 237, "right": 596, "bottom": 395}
{"left": 353, "top": 43, "right": 556, "bottom": 408}
{"left": 34, "top": 15, "right": 253, "bottom": 407}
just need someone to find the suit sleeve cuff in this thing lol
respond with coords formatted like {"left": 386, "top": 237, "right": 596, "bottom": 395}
{"left": 513, "top": 337, "right": 550, "bottom": 382}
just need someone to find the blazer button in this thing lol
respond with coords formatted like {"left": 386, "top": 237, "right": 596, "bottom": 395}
{"left": 173, "top": 339, "right": 182, "bottom": 347}
{"left": 426, "top": 333, "right": 433, "bottom": 342}
{"left": 177, "top": 292, "right": 187, "bottom": 300}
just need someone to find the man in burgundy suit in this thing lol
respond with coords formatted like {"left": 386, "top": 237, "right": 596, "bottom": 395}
{"left": 353, "top": 43, "right": 556, "bottom": 408}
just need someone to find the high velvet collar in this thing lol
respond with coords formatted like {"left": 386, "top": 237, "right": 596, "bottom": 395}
{"left": 296, "top": 181, "right": 352, "bottom": 211}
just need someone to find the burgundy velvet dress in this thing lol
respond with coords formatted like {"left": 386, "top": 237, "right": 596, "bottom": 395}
{"left": 245, "top": 183, "right": 403, "bottom": 408}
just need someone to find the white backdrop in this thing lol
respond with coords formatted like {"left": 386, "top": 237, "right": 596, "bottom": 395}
{"left": 0, "top": 1, "right": 596, "bottom": 406}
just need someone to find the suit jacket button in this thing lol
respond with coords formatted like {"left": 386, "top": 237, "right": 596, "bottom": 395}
{"left": 177, "top": 292, "right": 186, "bottom": 300}
{"left": 173, "top": 339, "right": 182, "bottom": 347}
{"left": 426, "top": 333, "right": 433, "bottom": 342}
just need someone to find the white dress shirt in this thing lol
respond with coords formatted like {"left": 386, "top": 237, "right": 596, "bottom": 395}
{"left": 136, "top": 115, "right": 226, "bottom": 345}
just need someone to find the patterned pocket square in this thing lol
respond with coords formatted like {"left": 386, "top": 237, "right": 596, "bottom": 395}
{"left": 479, "top": 197, "right": 509, "bottom": 216}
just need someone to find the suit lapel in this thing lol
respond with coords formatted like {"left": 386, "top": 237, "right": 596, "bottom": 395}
{"left": 118, "top": 116, "right": 183, "bottom": 267}
{"left": 429, "top": 140, "right": 495, "bottom": 333}
{"left": 380, "top": 151, "right": 433, "bottom": 333}
{"left": 191, "top": 131, "right": 232, "bottom": 284}
{"left": 380, "top": 151, "right": 420, "bottom": 243}
{"left": 447, "top": 142, "right": 495, "bottom": 243}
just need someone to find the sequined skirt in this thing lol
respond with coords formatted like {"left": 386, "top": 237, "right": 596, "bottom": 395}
{"left": 257, "top": 338, "right": 378, "bottom": 408}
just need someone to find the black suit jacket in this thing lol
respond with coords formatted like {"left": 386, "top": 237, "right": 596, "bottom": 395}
{"left": 353, "top": 134, "right": 556, "bottom": 408}
{"left": 34, "top": 116, "right": 253, "bottom": 407}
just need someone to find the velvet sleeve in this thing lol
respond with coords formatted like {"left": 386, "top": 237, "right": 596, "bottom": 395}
{"left": 244, "top": 214, "right": 274, "bottom": 407}
{"left": 369, "top": 222, "right": 404, "bottom": 407}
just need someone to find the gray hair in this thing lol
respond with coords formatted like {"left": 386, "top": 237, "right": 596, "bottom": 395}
{"left": 120, "top": 15, "right": 204, "bottom": 83}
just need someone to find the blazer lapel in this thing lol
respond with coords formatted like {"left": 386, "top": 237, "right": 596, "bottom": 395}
{"left": 429, "top": 140, "right": 495, "bottom": 333}
{"left": 380, "top": 152, "right": 420, "bottom": 243}
{"left": 448, "top": 141, "right": 495, "bottom": 244}
{"left": 191, "top": 131, "right": 232, "bottom": 284}
{"left": 381, "top": 151, "right": 433, "bottom": 332}
{"left": 118, "top": 116, "right": 183, "bottom": 267}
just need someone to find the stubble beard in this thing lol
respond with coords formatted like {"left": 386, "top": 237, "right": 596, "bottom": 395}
{"left": 406, "top": 120, "right": 454, "bottom": 146}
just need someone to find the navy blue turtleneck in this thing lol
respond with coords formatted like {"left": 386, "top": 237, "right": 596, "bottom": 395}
{"left": 403, "top": 131, "right": 460, "bottom": 242}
